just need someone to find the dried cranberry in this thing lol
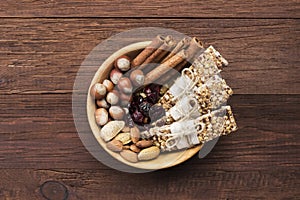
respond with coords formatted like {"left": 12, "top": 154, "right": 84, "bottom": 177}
{"left": 139, "top": 102, "right": 152, "bottom": 117}
{"left": 132, "top": 110, "right": 144, "bottom": 124}
{"left": 146, "top": 92, "right": 159, "bottom": 104}
{"left": 137, "top": 95, "right": 144, "bottom": 104}
{"left": 149, "top": 84, "right": 161, "bottom": 94}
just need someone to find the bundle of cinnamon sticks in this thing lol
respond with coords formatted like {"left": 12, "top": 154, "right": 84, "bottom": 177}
{"left": 131, "top": 35, "right": 204, "bottom": 85}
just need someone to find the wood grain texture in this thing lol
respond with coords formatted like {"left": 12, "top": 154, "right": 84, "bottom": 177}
{"left": 0, "top": 94, "right": 299, "bottom": 170}
{"left": 0, "top": 0, "right": 299, "bottom": 18}
{"left": 0, "top": 19, "right": 299, "bottom": 95}
{"left": 0, "top": 168, "right": 299, "bottom": 200}
{"left": 1, "top": 1, "right": 300, "bottom": 198}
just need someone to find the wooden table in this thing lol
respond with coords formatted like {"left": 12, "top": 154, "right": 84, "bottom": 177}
{"left": 1, "top": 1, "right": 299, "bottom": 199}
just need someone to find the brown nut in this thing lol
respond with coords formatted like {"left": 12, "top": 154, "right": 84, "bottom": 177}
{"left": 95, "top": 108, "right": 108, "bottom": 126}
{"left": 106, "top": 90, "right": 119, "bottom": 105}
{"left": 130, "top": 69, "right": 145, "bottom": 86}
{"left": 106, "top": 139, "right": 123, "bottom": 152}
{"left": 136, "top": 140, "right": 153, "bottom": 148}
{"left": 123, "top": 145, "right": 130, "bottom": 150}
{"left": 119, "top": 92, "right": 132, "bottom": 102}
{"left": 96, "top": 99, "right": 109, "bottom": 109}
{"left": 120, "top": 100, "right": 129, "bottom": 107}
{"left": 90, "top": 83, "right": 107, "bottom": 100}
{"left": 120, "top": 150, "right": 138, "bottom": 163}
{"left": 114, "top": 55, "right": 131, "bottom": 72}
{"left": 122, "top": 126, "right": 130, "bottom": 132}
{"left": 110, "top": 69, "right": 123, "bottom": 84}
{"left": 130, "top": 144, "right": 141, "bottom": 153}
{"left": 138, "top": 146, "right": 160, "bottom": 161}
{"left": 103, "top": 79, "right": 114, "bottom": 92}
{"left": 109, "top": 106, "right": 125, "bottom": 120}
{"left": 130, "top": 126, "right": 140, "bottom": 144}
{"left": 117, "top": 77, "right": 132, "bottom": 94}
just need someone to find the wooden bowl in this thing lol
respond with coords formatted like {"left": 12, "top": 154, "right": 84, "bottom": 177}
{"left": 87, "top": 41, "right": 202, "bottom": 170}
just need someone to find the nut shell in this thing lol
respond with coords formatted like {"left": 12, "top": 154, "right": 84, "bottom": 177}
{"left": 106, "top": 139, "right": 123, "bottom": 152}
{"left": 117, "top": 77, "right": 132, "bottom": 94}
{"left": 130, "top": 126, "right": 140, "bottom": 143}
{"left": 130, "top": 69, "right": 145, "bottom": 86}
{"left": 96, "top": 99, "right": 109, "bottom": 109}
{"left": 103, "top": 79, "right": 114, "bottom": 92}
{"left": 138, "top": 146, "right": 160, "bottom": 161}
{"left": 100, "top": 120, "right": 125, "bottom": 142}
{"left": 90, "top": 83, "right": 107, "bottom": 100}
{"left": 114, "top": 132, "right": 131, "bottom": 145}
{"left": 114, "top": 55, "right": 131, "bottom": 72}
{"left": 109, "top": 106, "right": 125, "bottom": 120}
{"left": 95, "top": 108, "right": 108, "bottom": 126}
{"left": 130, "top": 144, "right": 141, "bottom": 153}
{"left": 136, "top": 140, "right": 153, "bottom": 148}
{"left": 106, "top": 90, "right": 119, "bottom": 105}
{"left": 120, "top": 150, "right": 138, "bottom": 163}
{"left": 110, "top": 69, "right": 123, "bottom": 84}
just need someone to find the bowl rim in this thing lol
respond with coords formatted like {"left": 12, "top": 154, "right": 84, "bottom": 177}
{"left": 87, "top": 41, "right": 202, "bottom": 170}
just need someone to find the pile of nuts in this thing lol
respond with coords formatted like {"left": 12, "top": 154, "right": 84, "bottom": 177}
{"left": 90, "top": 55, "right": 163, "bottom": 162}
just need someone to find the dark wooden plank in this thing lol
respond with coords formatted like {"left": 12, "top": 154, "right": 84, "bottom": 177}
{"left": 0, "top": 168, "right": 299, "bottom": 199}
{"left": 0, "top": 0, "right": 299, "bottom": 18}
{"left": 0, "top": 94, "right": 299, "bottom": 170}
{"left": 0, "top": 19, "right": 299, "bottom": 95}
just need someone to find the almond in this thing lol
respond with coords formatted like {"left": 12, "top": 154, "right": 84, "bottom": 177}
{"left": 130, "top": 144, "right": 141, "bottom": 153}
{"left": 114, "top": 132, "right": 131, "bottom": 145}
{"left": 136, "top": 140, "right": 153, "bottom": 148}
{"left": 138, "top": 146, "right": 160, "bottom": 161}
{"left": 100, "top": 121, "right": 125, "bottom": 142}
{"left": 120, "top": 150, "right": 138, "bottom": 163}
{"left": 106, "top": 140, "right": 123, "bottom": 152}
{"left": 130, "top": 126, "right": 140, "bottom": 143}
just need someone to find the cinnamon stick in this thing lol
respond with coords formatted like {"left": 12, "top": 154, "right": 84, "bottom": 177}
{"left": 140, "top": 38, "right": 176, "bottom": 70}
{"left": 161, "top": 61, "right": 189, "bottom": 85}
{"left": 185, "top": 37, "right": 204, "bottom": 62}
{"left": 131, "top": 35, "right": 165, "bottom": 68}
{"left": 162, "top": 37, "right": 191, "bottom": 63}
{"left": 144, "top": 50, "right": 187, "bottom": 84}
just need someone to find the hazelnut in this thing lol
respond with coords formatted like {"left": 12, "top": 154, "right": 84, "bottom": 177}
{"left": 120, "top": 92, "right": 132, "bottom": 102}
{"left": 106, "top": 90, "right": 119, "bottom": 105}
{"left": 95, "top": 108, "right": 108, "bottom": 126}
{"left": 96, "top": 99, "right": 109, "bottom": 109}
{"left": 103, "top": 79, "right": 114, "bottom": 92}
{"left": 130, "top": 69, "right": 145, "bottom": 86}
{"left": 110, "top": 69, "right": 123, "bottom": 84}
{"left": 114, "top": 55, "right": 131, "bottom": 72}
{"left": 90, "top": 83, "right": 106, "bottom": 100}
{"left": 109, "top": 106, "right": 125, "bottom": 120}
{"left": 120, "top": 100, "right": 129, "bottom": 107}
{"left": 117, "top": 77, "right": 132, "bottom": 94}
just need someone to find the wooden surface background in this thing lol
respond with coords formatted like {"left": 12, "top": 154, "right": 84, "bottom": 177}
{"left": 0, "top": 1, "right": 299, "bottom": 199}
